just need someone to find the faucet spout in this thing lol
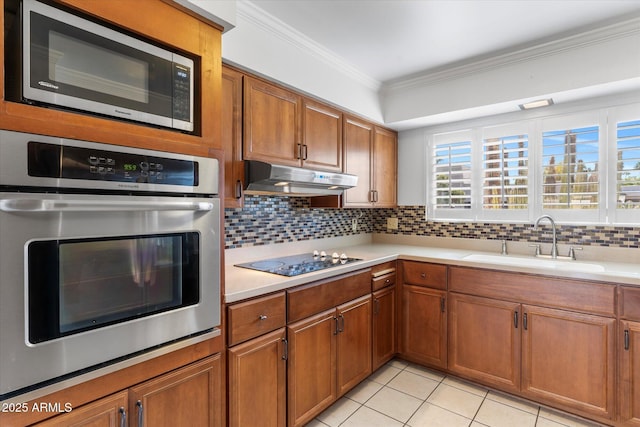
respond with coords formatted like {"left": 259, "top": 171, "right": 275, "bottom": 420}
{"left": 534, "top": 215, "right": 558, "bottom": 259}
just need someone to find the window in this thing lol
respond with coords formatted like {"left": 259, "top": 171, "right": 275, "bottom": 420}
{"left": 432, "top": 131, "right": 472, "bottom": 218}
{"left": 426, "top": 104, "right": 639, "bottom": 224}
{"left": 542, "top": 126, "right": 599, "bottom": 210}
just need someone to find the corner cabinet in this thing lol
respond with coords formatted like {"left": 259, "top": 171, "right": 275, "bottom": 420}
{"left": 343, "top": 116, "right": 397, "bottom": 207}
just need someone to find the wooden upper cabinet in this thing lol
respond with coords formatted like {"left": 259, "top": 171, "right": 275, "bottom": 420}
{"left": 343, "top": 116, "right": 374, "bottom": 206}
{"left": 343, "top": 115, "right": 397, "bottom": 207}
{"left": 222, "top": 66, "right": 245, "bottom": 208}
{"left": 243, "top": 77, "right": 301, "bottom": 167}
{"left": 302, "top": 98, "right": 343, "bottom": 172}
{"left": 0, "top": 0, "right": 222, "bottom": 157}
{"left": 373, "top": 126, "right": 398, "bottom": 207}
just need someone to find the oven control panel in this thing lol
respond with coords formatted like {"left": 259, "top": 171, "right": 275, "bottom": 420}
{"left": 27, "top": 141, "right": 199, "bottom": 186}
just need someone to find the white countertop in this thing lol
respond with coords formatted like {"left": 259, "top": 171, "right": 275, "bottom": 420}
{"left": 224, "top": 234, "right": 640, "bottom": 303}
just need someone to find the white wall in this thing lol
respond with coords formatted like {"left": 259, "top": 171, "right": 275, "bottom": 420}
{"left": 221, "top": 1, "right": 383, "bottom": 123}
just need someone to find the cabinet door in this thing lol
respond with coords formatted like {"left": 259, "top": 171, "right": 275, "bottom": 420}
{"left": 448, "top": 293, "right": 521, "bottom": 393}
{"left": 287, "top": 309, "right": 337, "bottom": 427}
{"left": 373, "top": 286, "right": 396, "bottom": 370}
{"left": 243, "top": 77, "right": 301, "bottom": 166}
{"left": 302, "top": 98, "right": 342, "bottom": 172}
{"left": 401, "top": 284, "right": 447, "bottom": 369}
{"left": 33, "top": 391, "right": 128, "bottom": 427}
{"left": 222, "top": 66, "right": 244, "bottom": 208}
{"left": 521, "top": 305, "right": 615, "bottom": 421}
{"left": 129, "top": 354, "right": 222, "bottom": 427}
{"left": 620, "top": 320, "right": 640, "bottom": 426}
{"left": 228, "top": 328, "right": 286, "bottom": 427}
{"left": 336, "top": 295, "right": 372, "bottom": 396}
{"left": 372, "top": 126, "right": 397, "bottom": 207}
{"left": 343, "top": 116, "right": 373, "bottom": 207}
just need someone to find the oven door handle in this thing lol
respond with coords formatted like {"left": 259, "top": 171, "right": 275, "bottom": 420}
{"left": 0, "top": 198, "right": 215, "bottom": 213}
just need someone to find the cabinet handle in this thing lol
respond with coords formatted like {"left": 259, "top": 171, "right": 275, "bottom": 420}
{"left": 514, "top": 311, "right": 519, "bottom": 329}
{"left": 297, "top": 143, "right": 302, "bottom": 159}
{"left": 136, "top": 400, "right": 144, "bottom": 427}
{"left": 373, "top": 190, "right": 379, "bottom": 202}
{"left": 523, "top": 313, "right": 528, "bottom": 330}
{"left": 282, "top": 338, "right": 288, "bottom": 360}
{"left": 333, "top": 316, "right": 339, "bottom": 335}
{"left": 235, "top": 180, "right": 243, "bottom": 199}
{"left": 119, "top": 407, "right": 127, "bottom": 427}
{"left": 259, "top": 314, "right": 268, "bottom": 320}
{"left": 440, "top": 297, "right": 445, "bottom": 313}
{"left": 302, "top": 144, "right": 308, "bottom": 160}
{"left": 374, "top": 298, "right": 380, "bottom": 315}
{"left": 420, "top": 272, "right": 427, "bottom": 279}
{"left": 625, "top": 329, "right": 630, "bottom": 351}
{"left": 338, "top": 314, "right": 345, "bottom": 333}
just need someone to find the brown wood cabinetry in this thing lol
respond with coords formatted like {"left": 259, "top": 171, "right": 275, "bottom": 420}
{"left": 620, "top": 286, "right": 640, "bottom": 426}
{"left": 0, "top": 0, "right": 222, "bottom": 157}
{"left": 222, "top": 66, "right": 244, "bottom": 208}
{"left": 128, "top": 355, "right": 222, "bottom": 427}
{"left": 243, "top": 77, "right": 301, "bottom": 167}
{"left": 342, "top": 116, "right": 397, "bottom": 207}
{"left": 372, "top": 262, "right": 397, "bottom": 370}
{"left": 228, "top": 329, "right": 287, "bottom": 427}
{"left": 33, "top": 391, "right": 128, "bottom": 427}
{"left": 521, "top": 305, "right": 615, "bottom": 420}
{"left": 287, "top": 271, "right": 372, "bottom": 427}
{"left": 302, "top": 98, "right": 343, "bottom": 172}
{"left": 449, "top": 266, "right": 616, "bottom": 422}
{"left": 400, "top": 261, "right": 448, "bottom": 368}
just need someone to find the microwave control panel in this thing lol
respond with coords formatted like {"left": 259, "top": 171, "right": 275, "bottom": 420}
{"left": 27, "top": 141, "right": 198, "bottom": 186}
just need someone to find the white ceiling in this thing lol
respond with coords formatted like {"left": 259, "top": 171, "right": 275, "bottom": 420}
{"left": 249, "top": 0, "right": 640, "bottom": 85}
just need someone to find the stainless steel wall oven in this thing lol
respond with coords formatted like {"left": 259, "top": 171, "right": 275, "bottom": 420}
{"left": 0, "top": 130, "right": 220, "bottom": 400}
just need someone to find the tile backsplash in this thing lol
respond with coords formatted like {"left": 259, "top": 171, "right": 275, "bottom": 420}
{"left": 224, "top": 196, "right": 640, "bottom": 249}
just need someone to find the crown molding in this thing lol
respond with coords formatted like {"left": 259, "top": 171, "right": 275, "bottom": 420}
{"left": 238, "top": 1, "right": 382, "bottom": 91}
{"left": 382, "top": 15, "right": 640, "bottom": 94}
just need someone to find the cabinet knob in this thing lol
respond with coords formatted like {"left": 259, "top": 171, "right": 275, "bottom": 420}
{"left": 259, "top": 314, "right": 268, "bottom": 320}
{"left": 421, "top": 273, "right": 427, "bottom": 279}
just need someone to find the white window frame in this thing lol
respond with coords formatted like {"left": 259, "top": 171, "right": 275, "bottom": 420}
{"left": 609, "top": 104, "right": 640, "bottom": 225}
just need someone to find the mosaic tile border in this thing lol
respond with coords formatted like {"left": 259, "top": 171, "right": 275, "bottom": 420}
{"left": 224, "top": 197, "right": 640, "bottom": 249}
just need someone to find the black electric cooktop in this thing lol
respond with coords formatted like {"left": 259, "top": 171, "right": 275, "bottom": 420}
{"left": 235, "top": 251, "right": 362, "bottom": 277}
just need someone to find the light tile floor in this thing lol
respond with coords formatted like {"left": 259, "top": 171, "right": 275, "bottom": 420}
{"left": 307, "top": 359, "right": 608, "bottom": 427}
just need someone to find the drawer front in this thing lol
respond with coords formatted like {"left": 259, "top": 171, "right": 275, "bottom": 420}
{"left": 372, "top": 272, "right": 396, "bottom": 291}
{"left": 228, "top": 292, "right": 287, "bottom": 346}
{"left": 288, "top": 269, "right": 371, "bottom": 323}
{"left": 621, "top": 286, "right": 640, "bottom": 321}
{"left": 402, "top": 261, "right": 447, "bottom": 289}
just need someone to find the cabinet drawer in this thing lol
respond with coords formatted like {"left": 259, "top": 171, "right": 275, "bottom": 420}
{"left": 621, "top": 286, "right": 640, "bottom": 321}
{"left": 402, "top": 261, "right": 447, "bottom": 289}
{"left": 228, "top": 292, "right": 286, "bottom": 346}
{"left": 372, "top": 271, "right": 396, "bottom": 291}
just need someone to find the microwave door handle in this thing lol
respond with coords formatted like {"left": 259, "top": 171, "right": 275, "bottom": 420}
{"left": 0, "top": 198, "right": 215, "bottom": 212}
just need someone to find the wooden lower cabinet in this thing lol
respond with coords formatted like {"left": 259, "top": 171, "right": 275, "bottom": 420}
{"left": 287, "top": 296, "right": 371, "bottom": 427}
{"left": 128, "top": 355, "right": 222, "bottom": 427}
{"left": 33, "top": 391, "right": 128, "bottom": 427}
{"left": 448, "top": 293, "right": 521, "bottom": 393}
{"left": 372, "top": 285, "right": 396, "bottom": 370}
{"left": 401, "top": 285, "right": 447, "bottom": 369}
{"left": 620, "top": 320, "right": 640, "bottom": 426}
{"left": 521, "top": 305, "right": 615, "bottom": 420}
{"left": 227, "top": 328, "right": 286, "bottom": 427}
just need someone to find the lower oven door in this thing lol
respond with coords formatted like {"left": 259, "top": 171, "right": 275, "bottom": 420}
{"left": 0, "top": 192, "right": 220, "bottom": 398}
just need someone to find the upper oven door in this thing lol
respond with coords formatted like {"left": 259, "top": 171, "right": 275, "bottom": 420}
{"left": 22, "top": 0, "right": 194, "bottom": 131}
{"left": 0, "top": 192, "right": 220, "bottom": 397}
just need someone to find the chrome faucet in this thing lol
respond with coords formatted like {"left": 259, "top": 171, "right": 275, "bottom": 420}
{"left": 533, "top": 215, "right": 558, "bottom": 259}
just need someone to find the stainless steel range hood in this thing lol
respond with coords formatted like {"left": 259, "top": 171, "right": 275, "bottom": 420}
{"left": 244, "top": 160, "right": 357, "bottom": 196}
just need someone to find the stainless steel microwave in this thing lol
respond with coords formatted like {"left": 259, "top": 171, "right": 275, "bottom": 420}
{"left": 6, "top": 0, "right": 195, "bottom": 132}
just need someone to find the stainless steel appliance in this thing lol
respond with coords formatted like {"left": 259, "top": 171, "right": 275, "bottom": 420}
{"left": 5, "top": 0, "right": 195, "bottom": 132}
{"left": 0, "top": 130, "right": 220, "bottom": 399}
{"left": 244, "top": 160, "right": 358, "bottom": 196}
{"left": 236, "top": 251, "right": 362, "bottom": 277}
